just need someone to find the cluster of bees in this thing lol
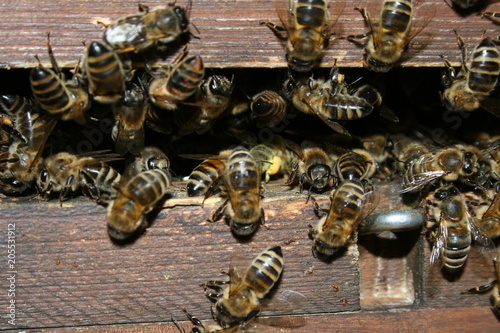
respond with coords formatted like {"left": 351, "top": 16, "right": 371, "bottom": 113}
{"left": 1, "top": 0, "right": 500, "bottom": 330}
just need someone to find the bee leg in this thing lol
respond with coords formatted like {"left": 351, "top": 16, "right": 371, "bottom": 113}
{"left": 285, "top": 161, "right": 299, "bottom": 186}
{"left": 453, "top": 30, "right": 469, "bottom": 72}
{"left": 138, "top": 3, "right": 150, "bottom": 13}
{"left": 259, "top": 208, "right": 269, "bottom": 230}
{"left": 209, "top": 200, "right": 228, "bottom": 222}
{"left": 462, "top": 280, "right": 498, "bottom": 294}
{"left": 311, "top": 197, "right": 328, "bottom": 216}
{"left": 298, "top": 173, "right": 306, "bottom": 193}
{"left": 46, "top": 33, "right": 63, "bottom": 78}
{"left": 260, "top": 21, "right": 287, "bottom": 39}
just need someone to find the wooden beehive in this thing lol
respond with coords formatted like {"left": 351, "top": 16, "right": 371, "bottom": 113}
{"left": 0, "top": 0, "right": 500, "bottom": 332}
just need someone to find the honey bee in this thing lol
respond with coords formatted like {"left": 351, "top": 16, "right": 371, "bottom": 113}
{"left": 102, "top": 2, "right": 191, "bottom": 53}
{"left": 250, "top": 90, "right": 287, "bottom": 128}
{"left": 148, "top": 48, "right": 205, "bottom": 110}
{"left": 83, "top": 41, "right": 127, "bottom": 104}
{"left": 0, "top": 95, "right": 30, "bottom": 144}
{"left": 107, "top": 168, "right": 171, "bottom": 240}
{"left": 287, "top": 141, "right": 334, "bottom": 196}
{"left": 211, "top": 147, "right": 264, "bottom": 236}
{"left": 334, "top": 148, "right": 376, "bottom": 181}
{"left": 203, "top": 246, "right": 284, "bottom": 327}
{"left": 182, "top": 148, "right": 233, "bottom": 198}
{"left": 347, "top": 0, "right": 435, "bottom": 72}
{"left": 122, "top": 146, "right": 170, "bottom": 182}
{"left": 186, "top": 156, "right": 226, "bottom": 197}
{"left": 309, "top": 179, "right": 379, "bottom": 256}
{"left": 0, "top": 96, "right": 56, "bottom": 194}
{"left": 30, "top": 34, "right": 90, "bottom": 125}
{"left": 111, "top": 82, "right": 148, "bottom": 155}
{"left": 36, "top": 151, "right": 122, "bottom": 204}
{"left": 391, "top": 135, "right": 429, "bottom": 173}
{"left": 261, "top": 0, "right": 344, "bottom": 72}
{"left": 441, "top": 31, "right": 500, "bottom": 116}
{"left": 423, "top": 185, "right": 495, "bottom": 273}
{"left": 175, "top": 74, "right": 234, "bottom": 136}
{"left": 289, "top": 70, "right": 375, "bottom": 135}
{"left": 249, "top": 135, "right": 293, "bottom": 183}
{"left": 360, "top": 134, "right": 394, "bottom": 177}
{"left": 401, "top": 144, "right": 481, "bottom": 193}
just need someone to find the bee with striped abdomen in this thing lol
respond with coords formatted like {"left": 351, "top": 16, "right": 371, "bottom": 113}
{"left": 347, "top": 0, "right": 435, "bottom": 72}
{"left": 441, "top": 31, "right": 500, "bottom": 117}
{"left": 211, "top": 147, "right": 264, "bottom": 236}
{"left": 103, "top": 2, "right": 191, "bottom": 53}
{"left": 203, "top": 246, "right": 284, "bottom": 327}
{"left": 261, "top": 0, "right": 344, "bottom": 72}
{"left": 309, "top": 179, "right": 379, "bottom": 256}
{"left": 107, "top": 168, "right": 171, "bottom": 240}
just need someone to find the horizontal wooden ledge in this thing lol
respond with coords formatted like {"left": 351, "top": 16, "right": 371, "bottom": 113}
{"left": 0, "top": 0, "right": 497, "bottom": 69}
{"left": 16, "top": 307, "right": 500, "bottom": 332}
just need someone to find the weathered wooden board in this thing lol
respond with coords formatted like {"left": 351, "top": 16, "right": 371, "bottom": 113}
{"left": 11, "top": 307, "right": 500, "bottom": 332}
{"left": 0, "top": 184, "right": 363, "bottom": 330}
{"left": 0, "top": 0, "right": 499, "bottom": 69}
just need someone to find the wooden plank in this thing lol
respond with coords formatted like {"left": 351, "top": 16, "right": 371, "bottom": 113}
{"left": 0, "top": 0, "right": 498, "bottom": 69}
{"left": 0, "top": 184, "right": 362, "bottom": 330}
{"left": 13, "top": 307, "right": 500, "bottom": 332}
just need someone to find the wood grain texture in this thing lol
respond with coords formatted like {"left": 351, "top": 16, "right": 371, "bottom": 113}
{"left": 0, "top": 184, "right": 364, "bottom": 330}
{"left": 0, "top": 0, "right": 499, "bottom": 69}
{"left": 12, "top": 307, "right": 500, "bottom": 332}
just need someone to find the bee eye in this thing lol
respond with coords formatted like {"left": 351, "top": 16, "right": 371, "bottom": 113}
{"left": 147, "top": 158, "right": 157, "bottom": 170}
{"left": 40, "top": 170, "right": 48, "bottom": 183}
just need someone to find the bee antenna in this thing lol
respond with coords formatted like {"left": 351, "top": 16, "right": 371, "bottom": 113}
{"left": 171, "top": 316, "right": 185, "bottom": 333}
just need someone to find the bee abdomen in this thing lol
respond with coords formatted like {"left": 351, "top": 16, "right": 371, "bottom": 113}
{"left": 382, "top": 0, "right": 412, "bottom": 32}
{"left": 168, "top": 56, "right": 204, "bottom": 98}
{"left": 227, "top": 149, "right": 259, "bottom": 190}
{"left": 187, "top": 159, "right": 225, "bottom": 197}
{"left": 469, "top": 39, "right": 500, "bottom": 94}
{"left": 250, "top": 90, "right": 286, "bottom": 128}
{"left": 30, "top": 67, "right": 71, "bottom": 113}
{"left": 124, "top": 169, "right": 170, "bottom": 206}
{"left": 244, "top": 246, "right": 283, "bottom": 298}
{"left": 296, "top": 0, "right": 326, "bottom": 27}
{"left": 336, "top": 152, "right": 367, "bottom": 180}
{"left": 443, "top": 228, "right": 471, "bottom": 272}
{"left": 86, "top": 42, "right": 124, "bottom": 94}
{"left": 324, "top": 94, "right": 373, "bottom": 120}
{"left": 333, "top": 181, "right": 364, "bottom": 219}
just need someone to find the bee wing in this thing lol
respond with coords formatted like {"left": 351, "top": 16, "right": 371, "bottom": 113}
{"left": 228, "top": 290, "right": 308, "bottom": 332}
{"left": 356, "top": 190, "right": 380, "bottom": 228}
{"left": 400, "top": 171, "right": 449, "bottom": 193}
{"left": 27, "top": 115, "right": 59, "bottom": 173}
{"left": 468, "top": 214, "right": 497, "bottom": 261}
{"left": 315, "top": 111, "right": 351, "bottom": 137}
{"left": 430, "top": 217, "right": 448, "bottom": 269}
{"left": 482, "top": 191, "right": 500, "bottom": 221}
{"left": 479, "top": 97, "right": 500, "bottom": 118}
{"left": 274, "top": 0, "right": 295, "bottom": 33}
{"left": 361, "top": 0, "right": 383, "bottom": 47}
{"left": 116, "top": 126, "right": 145, "bottom": 155}
{"left": 228, "top": 251, "right": 251, "bottom": 296}
{"left": 325, "top": 0, "right": 346, "bottom": 36}
{"left": 62, "top": 153, "right": 123, "bottom": 170}
{"left": 282, "top": 137, "right": 305, "bottom": 160}
{"left": 406, "top": 1, "right": 437, "bottom": 44}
